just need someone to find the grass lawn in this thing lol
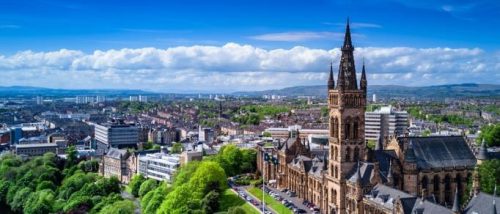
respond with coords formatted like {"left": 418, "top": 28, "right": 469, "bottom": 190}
{"left": 247, "top": 187, "right": 292, "bottom": 214}
{"left": 218, "top": 189, "right": 260, "bottom": 214}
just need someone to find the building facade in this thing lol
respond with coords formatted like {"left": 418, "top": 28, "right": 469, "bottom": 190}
{"left": 95, "top": 119, "right": 139, "bottom": 153}
{"left": 365, "top": 106, "right": 408, "bottom": 144}
{"left": 257, "top": 21, "right": 483, "bottom": 214}
{"left": 138, "top": 150, "right": 180, "bottom": 182}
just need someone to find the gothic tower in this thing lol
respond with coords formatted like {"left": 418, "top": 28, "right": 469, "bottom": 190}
{"left": 326, "top": 19, "right": 367, "bottom": 214}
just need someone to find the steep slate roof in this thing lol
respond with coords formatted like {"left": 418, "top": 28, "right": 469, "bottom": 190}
{"left": 106, "top": 148, "right": 128, "bottom": 159}
{"left": 410, "top": 198, "right": 454, "bottom": 214}
{"left": 374, "top": 150, "right": 398, "bottom": 182}
{"left": 366, "top": 184, "right": 453, "bottom": 214}
{"left": 463, "top": 192, "right": 500, "bottom": 214}
{"left": 347, "top": 161, "right": 376, "bottom": 185}
{"left": 400, "top": 136, "right": 476, "bottom": 170}
{"left": 291, "top": 155, "right": 313, "bottom": 172}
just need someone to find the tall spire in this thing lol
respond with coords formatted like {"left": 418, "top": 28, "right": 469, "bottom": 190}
{"left": 360, "top": 58, "right": 367, "bottom": 93}
{"left": 336, "top": 17, "right": 358, "bottom": 90}
{"left": 386, "top": 159, "right": 393, "bottom": 186}
{"left": 452, "top": 186, "right": 460, "bottom": 213}
{"left": 342, "top": 18, "right": 353, "bottom": 51}
{"left": 328, "top": 61, "right": 335, "bottom": 90}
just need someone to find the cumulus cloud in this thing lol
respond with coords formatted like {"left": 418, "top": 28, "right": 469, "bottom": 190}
{"left": 0, "top": 43, "right": 497, "bottom": 92}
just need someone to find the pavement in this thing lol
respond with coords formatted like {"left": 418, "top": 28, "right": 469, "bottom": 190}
{"left": 120, "top": 187, "right": 141, "bottom": 214}
{"left": 265, "top": 185, "right": 314, "bottom": 214}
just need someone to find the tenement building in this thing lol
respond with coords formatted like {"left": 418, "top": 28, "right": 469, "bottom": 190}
{"left": 257, "top": 20, "right": 498, "bottom": 214}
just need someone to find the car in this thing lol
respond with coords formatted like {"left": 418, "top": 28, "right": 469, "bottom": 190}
{"left": 288, "top": 191, "right": 296, "bottom": 197}
{"left": 282, "top": 199, "right": 289, "bottom": 204}
{"left": 295, "top": 209, "right": 307, "bottom": 214}
{"left": 281, "top": 188, "right": 288, "bottom": 192}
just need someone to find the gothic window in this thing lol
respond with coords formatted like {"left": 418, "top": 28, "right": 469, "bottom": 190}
{"left": 456, "top": 174, "right": 462, "bottom": 194}
{"left": 344, "top": 121, "right": 351, "bottom": 139}
{"left": 353, "top": 121, "right": 359, "bottom": 139}
{"left": 444, "top": 175, "right": 452, "bottom": 205}
{"left": 334, "top": 147, "right": 338, "bottom": 161}
{"left": 433, "top": 175, "right": 440, "bottom": 202}
{"left": 334, "top": 118, "right": 339, "bottom": 139}
{"left": 353, "top": 147, "right": 360, "bottom": 161}
{"left": 346, "top": 147, "right": 351, "bottom": 162}
{"left": 422, "top": 176, "right": 428, "bottom": 194}
{"left": 333, "top": 189, "right": 337, "bottom": 203}
{"left": 335, "top": 166, "right": 338, "bottom": 178}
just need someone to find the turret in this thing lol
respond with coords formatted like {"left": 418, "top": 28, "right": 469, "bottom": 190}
{"left": 328, "top": 62, "right": 335, "bottom": 90}
{"left": 360, "top": 60, "right": 367, "bottom": 95}
{"left": 452, "top": 186, "right": 460, "bottom": 213}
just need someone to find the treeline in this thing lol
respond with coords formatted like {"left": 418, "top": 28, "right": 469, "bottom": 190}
{"left": 478, "top": 123, "right": 500, "bottom": 147}
{"left": 232, "top": 105, "right": 290, "bottom": 125}
{"left": 119, "top": 101, "right": 161, "bottom": 113}
{"left": 130, "top": 145, "right": 257, "bottom": 214}
{"left": 0, "top": 149, "right": 134, "bottom": 214}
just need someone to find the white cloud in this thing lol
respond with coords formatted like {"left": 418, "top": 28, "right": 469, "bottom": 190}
{"left": 0, "top": 43, "right": 497, "bottom": 92}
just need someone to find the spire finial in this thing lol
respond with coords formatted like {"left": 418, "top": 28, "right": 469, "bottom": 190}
{"left": 452, "top": 186, "right": 460, "bottom": 212}
{"left": 328, "top": 61, "right": 335, "bottom": 89}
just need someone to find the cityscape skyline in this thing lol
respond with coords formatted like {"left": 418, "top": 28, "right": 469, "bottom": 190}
{"left": 0, "top": 0, "right": 498, "bottom": 92}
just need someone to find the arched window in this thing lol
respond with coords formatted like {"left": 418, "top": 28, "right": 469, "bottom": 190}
{"left": 422, "top": 176, "right": 429, "bottom": 195}
{"left": 346, "top": 147, "right": 351, "bottom": 162}
{"left": 456, "top": 174, "right": 462, "bottom": 195}
{"left": 353, "top": 120, "right": 359, "bottom": 139}
{"left": 334, "top": 147, "right": 338, "bottom": 161}
{"left": 353, "top": 147, "right": 360, "bottom": 161}
{"left": 433, "top": 175, "right": 440, "bottom": 203}
{"left": 444, "top": 175, "right": 452, "bottom": 204}
{"left": 344, "top": 118, "right": 351, "bottom": 140}
{"left": 333, "top": 189, "right": 337, "bottom": 203}
{"left": 335, "top": 166, "right": 338, "bottom": 178}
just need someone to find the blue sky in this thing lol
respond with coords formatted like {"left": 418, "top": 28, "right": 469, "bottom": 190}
{"left": 0, "top": 0, "right": 498, "bottom": 92}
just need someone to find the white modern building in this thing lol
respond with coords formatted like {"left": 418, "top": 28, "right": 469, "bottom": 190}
{"left": 365, "top": 106, "right": 408, "bottom": 143}
{"left": 94, "top": 119, "right": 139, "bottom": 153}
{"left": 138, "top": 151, "right": 180, "bottom": 182}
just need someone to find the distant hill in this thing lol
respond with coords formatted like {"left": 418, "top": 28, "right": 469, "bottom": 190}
{"left": 233, "top": 83, "right": 500, "bottom": 99}
{"left": 0, "top": 86, "right": 155, "bottom": 97}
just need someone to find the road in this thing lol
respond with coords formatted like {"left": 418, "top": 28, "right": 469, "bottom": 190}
{"left": 265, "top": 185, "right": 314, "bottom": 214}
{"left": 121, "top": 188, "right": 141, "bottom": 214}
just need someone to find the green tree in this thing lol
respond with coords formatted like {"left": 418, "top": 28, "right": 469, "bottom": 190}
{"left": 201, "top": 190, "right": 219, "bottom": 214}
{"left": 23, "top": 189, "right": 55, "bottom": 214}
{"left": 65, "top": 146, "right": 79, "bottom": 168}
{"left": 188, "top": 161, "right": 227, "bottom": 197}
{"left": 128, "top": 174, "right": 146, "bottom": 197}
{"left": 478, "top": 159, "right": 500, "bottom": 194}
{"left": 171, "top": 143, "right": 184, "bottom": 154}
{"left": 262, "top": 132, "right": 272, "bottom": 137}
{"left": 478, "top": 124, "right": 500, "bottom": 147}
{"left": 227, "top": 206, "right": 246, "bottom": 214}
{"left": 98, "top": 200, "right": 135, "bottom": 214}
{"left": 10, "top": 187, "right": 33, "bottom": 212}
{"left": 138, "top": 179, "right": 158, "bottom": 198}
{"left": 173, "top": 161, "right": 200, "bottom": 187}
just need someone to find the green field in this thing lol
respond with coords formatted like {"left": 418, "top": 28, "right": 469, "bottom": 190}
{"left": 247, "top": 187, "right": 292, "bottom": 214}
{"left": 218, "top": 189, "right": 261, "bottom": 214}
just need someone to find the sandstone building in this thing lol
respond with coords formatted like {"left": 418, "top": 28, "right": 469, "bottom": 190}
{"left": 257, "top": 20, "right": 497, "bottom": 214}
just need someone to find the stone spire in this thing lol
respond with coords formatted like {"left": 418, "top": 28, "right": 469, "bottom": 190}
{"left": 360, "top": 59, "right": 367, "bottom": 94}
{"left": 336, "top": 18, "right": 358, "bottom": 90}
{"left": 452, "top": 186, "right": 460, "bottom": 213}
{"left": 328, "top": 61, "right": 335, "bottom": 90}
{"left": 386, "top": 159, "right": 394, "bottom": 186}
